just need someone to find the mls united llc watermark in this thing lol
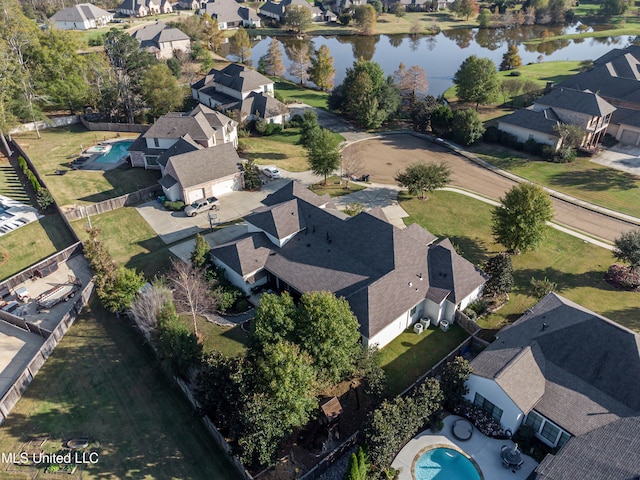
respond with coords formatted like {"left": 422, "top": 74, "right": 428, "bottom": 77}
{"left": 1, "top": 451, "right": 99, "bottom": 465}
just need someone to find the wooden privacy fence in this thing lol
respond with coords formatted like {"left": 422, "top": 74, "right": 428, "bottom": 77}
{"left": 0, "top": 280, "right": 94, "bottom": 424}
{"left": 80, "top": 117, "right": 149, "bottom": 133}
{"left": 63, "top": 185, "right": 162, "bottom": 222}
{"left": 298, "top": 432, "right": 360, "bottom": 480}
{"left": 455, "top": 310, "right": 482, "bottom": 335}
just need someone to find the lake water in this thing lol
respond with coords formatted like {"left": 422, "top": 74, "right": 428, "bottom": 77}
{"left": 228, "top": 27, "right": 632, "bottom": 95}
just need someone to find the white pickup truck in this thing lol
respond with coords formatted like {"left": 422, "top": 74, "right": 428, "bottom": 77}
{"left": 184, "top": 197, "right": 219, "bottom": 217}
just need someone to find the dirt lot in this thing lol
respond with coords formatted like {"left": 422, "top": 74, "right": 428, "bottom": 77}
{"left": 343, "top": 134, "right": 637, "bottom": 243}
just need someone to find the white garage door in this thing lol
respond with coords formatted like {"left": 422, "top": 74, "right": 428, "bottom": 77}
{"left": 187, "top": 188, "right": 205, "bottom": 204}
{"left": 210, "top": 179, "right": 237, "bottom": 197}
{"left": 620, "top": 129, "right": 640, "bottom": 146}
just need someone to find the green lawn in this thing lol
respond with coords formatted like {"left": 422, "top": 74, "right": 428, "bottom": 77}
{"left": 180, "top": 315, "right": 250, "bottom": 358}
{"left": 399, "top": 190, "right": 640, "bottom": 333}
{"left": 71, "top": 207, "right": 174, "bottom": 279}
{"left": 471, "top": 144, "right": 640, "bottom": 218}
{"left": 240, "top": 129, "right": 310, "bottom": 172}
{"left": 0, "top": 216, "right": 76, "bottom": 282}
{"left": 14, "top": 126, "right": 159, "bottom": 208}
{"left": 380, "top": 324, "right": 469, "bottom": 396}
{"left": 0, "top": 300, "right": 241, "bottom": 480}
{"left": 274, "top": 79, "right": 330, "bottom": 109}
{"left": 309, "top": 175, "right": 366, "bottom": 197}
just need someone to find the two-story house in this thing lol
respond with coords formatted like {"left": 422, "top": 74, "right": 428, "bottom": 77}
{"left": 117, "top": 0, "right": 172, "bottom": 17}
{"left": 201, "top": 0, "right": 261, "bottom": 29}
{"left": 211, "top": 181, "right": 487, "bottom": 348}
{"left": 259, "top": 0, "right": 327, "bottom": 22}
{"left": 498, "top": 88, "right": 616, "bottom": 152}
{"left": 132, "top": 21, "right": 191, "bottom": 60}
{"left": 191, "top": 63, "right": 289, "bottom": 124}
{"left": 50, "top": 4, "right": 113, "bottom": 30}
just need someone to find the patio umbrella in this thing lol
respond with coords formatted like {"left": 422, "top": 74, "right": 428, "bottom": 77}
{"left": 502, "top": 443, "right": 523, "bottom": 467}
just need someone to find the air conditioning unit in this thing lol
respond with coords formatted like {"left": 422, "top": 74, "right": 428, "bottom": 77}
{"left": 414, "top": 322, "right": 424, "bottom": 335}
{"left": 440, "top": 320, "right": 450, "bottom": 332}
{"left": 420, "top": 318, "right": 430, "bottom": 329}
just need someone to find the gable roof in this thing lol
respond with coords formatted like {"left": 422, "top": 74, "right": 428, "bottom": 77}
{"left": 165, "top": 142, "right": 241, "bottom": 188}
{"left": 118, "top": 0, "right": 153, "bottom": 11}
{"left": 212, "top": 181, "right": 485, "bottom": 340}
{"left": 534, "top": 416, "right": 640, "bottom": 480}
{"left": 535, "top": 88, "right": 616, "bottom": 117}
{"left": 471, "top": 293, "right": 640, "bottom": 436}
{"left": 132, "top": 21, "right": 190, "bottom": 49}
{"left": 203, "top": 0, "right": 260, "bottom": 24}
{"left": 51, "top": 3, "right": 112, "bottom": 22}
{"left": 239, "top": 92, "right": 289, "bottom": 120}
{"left": 156, "top": 135, "right": 201, "bottom": 168}
{"left": 206, "top": 63, "right": 273, "bottom": 94}
{"left": 557, "top": 46, "right": 640, "bottom": 107}
{"left": 498, "top": 108, "right": 561, "bottom": 137}
{"left": 259, "top": 0, "right": 322, "bottom": 16}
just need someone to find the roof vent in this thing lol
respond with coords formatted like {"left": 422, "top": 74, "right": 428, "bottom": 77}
{"left": 408, "top": 282, "right": 412, "bottom": 287}
{"left": 542, "top": 323, "right": 549, "bottom": 331}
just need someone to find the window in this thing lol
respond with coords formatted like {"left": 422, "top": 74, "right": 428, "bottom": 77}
{"left": 153, "top": 138, "right": 160, "bottom": 148}
{"left": 525, "top": 411, "right": 543, "bottom": 433}
{"left": 558, "top": 432, "right": 570, "bottom": 448}
{"left": 474, "top": 393, "right": 503, "bottom": 422}
{"left": 410, "top": 306, "right": 417, "bottom": 316}
{"left": 541, "top": 422, "right": 560, "bottom": 444}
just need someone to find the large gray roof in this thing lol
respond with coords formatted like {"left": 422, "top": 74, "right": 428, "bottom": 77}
{"left": 143, "top": 111, "right": 216, "bottom": 143}
{"left": 498, "top": 108, "right": 561, "bottom": 137}
{"left": 132, "top": 21, "right": 190, "bottom": 49}
{"left": 471, "top": 293, "right": 640, "bottom": 435}
{"left": 51, "top": 3, "right": 111, "bottom": 22}
{"left": 557, "top": 45, "right": 640, "bottom": 108}
{"left": 203, "top": 0, "right": 260, "bottom": 24}
{"left": 534, "top": 416, "right": 640, "bottom": 480}
{"left": 156, "top": 135, "right": 201, "bottom": 168}
{"left": 259, "top": 0, "right": 322, "bottom": 16}
{"left": 165, "top": 142, "right": 241, "bottom": 188}
{"left": 201, "top": 63, "right": 273, "bottom": 94}
{"left": 212, "top": 181, "right": 485, "bottom": 339}
{"left": 536, "top": 88, "right": 616, "bottom": 117}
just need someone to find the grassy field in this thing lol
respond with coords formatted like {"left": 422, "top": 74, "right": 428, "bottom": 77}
{"left": 0, "top": 300, "right": 241, "bottom": 480}
{"left": 308, "top": 175, "right": 366, "bottom": 197}
{"left": 71, "top": 207, "right": 173, "bottom": 279}
{"left": 240, "top": 130, "right": 309, "bottom": 172}
{"left": 274, "top": 79, "right": 330, "bottom": 109}
{"left": 398, "top": 190, "right": 640, "bottom": 333}
{"left": 380, "top": 324, "right": 469, "bottom": 396}
{"left": 471, "top": 144, "right": 640, "bottom": 218}
{"left": 14, "top": 126, "right": 159, "bottom": 208}
{"left": 0, "top": 216, "right": 76, "bottom": 281}
{"left": 179, "top": 315, "right": 250, "bottom": 358}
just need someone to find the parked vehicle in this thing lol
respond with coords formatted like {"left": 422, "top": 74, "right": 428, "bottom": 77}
{"left": 262, "top": 167, "right": 281, "bottom": 179}
{"left": 184, "top": 197, "right": 219, "bottom": 217}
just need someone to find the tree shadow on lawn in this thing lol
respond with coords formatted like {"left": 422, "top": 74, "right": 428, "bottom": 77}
{"left": 242, "top": 152, "right": 289, "bottom": 161}
{"left": 548, "top": 168, "right": 638, "bottom": 192}
{"left": 78, "top": 167, "right": 161, "bottom": 203}
{"left": 513, "top": 266, "right": 609, "bottom": 295}
{"left": 447, "top": 235, "right": 491, "bottom": 266}
{"left": 602, "top": 306, "right": 640, "bottom": 332}
{"left": 126, "top": 237, "right": 177, "bottom": 278}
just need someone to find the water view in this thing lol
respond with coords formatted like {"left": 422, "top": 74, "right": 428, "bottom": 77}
{"left": 230, "top": 27, "right": 633, "bottom": 95}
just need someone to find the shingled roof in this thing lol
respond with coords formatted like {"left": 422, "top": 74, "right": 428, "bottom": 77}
{"left": 203, "top": 0, "right": 260, "bottom": 25}
{"left": 51, "top": 3, "right": 111, "bottom": 22}
{"left": 156, "top": 135, "right": 201, "bottom": 168}
{"left": 534, "top": 416, "right": 640, "bottom": 480}
{"left": 471, "top": 293, "right": 640, "bottom": 436}
{"left": 498, "top": 108, "right": 561, "bottom": 137}
{"left": 212, "top": 181, "right": 485, "bottom": 340}
{"left": 535, "top": 88, "right": 616, "bottom": 118}
{"left": 164, "top": 142, "right": 241, "bottom": 189}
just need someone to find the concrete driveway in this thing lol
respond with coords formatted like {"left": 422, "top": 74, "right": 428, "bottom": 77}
{"left": 592, "top": 144, "right": 640, "bottom": 176}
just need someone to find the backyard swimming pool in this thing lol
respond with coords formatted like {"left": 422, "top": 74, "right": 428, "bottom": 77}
{"left": 94, "top": 140, "right": 134, "bottom": 164}
{"left": 415, "top": 447, "right": 481, "bottom": 480}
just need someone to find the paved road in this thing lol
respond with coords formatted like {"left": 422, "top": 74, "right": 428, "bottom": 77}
{"left": 343, "top": 134, "right": 638, "bottom": 244}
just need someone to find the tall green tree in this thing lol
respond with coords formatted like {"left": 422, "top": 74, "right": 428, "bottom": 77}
{"left": 395, "top": 161, "right": 451, "bottom": 200}
{"left": 283, "top": 4, "right": 313, "bottom": 33}
{"left": 483, "top": 253, "right": 514, "bottom": 297}
{"left": 191, "top": 233, "right": 211, "bottom": 269}
{"left": 500, "top": 44, "right": 522, "bottom": 71}
{"left": 142, "top": 63, "right": 183, "bottom": 118}
{"left": 308, "top": 44, "right": 335, "bottom": 91}
{"left": 104, "top": 28, "right": 156, "bottom": 124}
{"left": 307, "top": 127, "right": 341, "bottom": 185}
{"left": 202, "top": 14, "right": 223, "bottom": 52}
{"left": 492, "top": 183, "right": 554, "bottom": 254}
{"left": 439, "top": 356, "right": 472, "bottom": 409}
{"left": 453, "top": 55, "right": 500, "bottom": 110}
{"left": 262, "top": 38, "right": 285, "bottom": 77}
{"left": 295, "top": 291, "right": 362, "bottom": 383}
{"left": 353, "top": 4, "right": 377, "bottom": 35}
{"left": 338, "top": 59, "right": 400, "bottom": 128}
{"left": 450, "top": 108, "right": 485, "bottom": 145}
{"left": 345, "top": 446, "right": 369, "bottom": 480}
{"left": 230, "top": 27, "right": 252, "bottom": 65}
{"left": 450, "top": 0, "right": 479, "bottom": 19}
{"left": 613, "top": 229, "right": 640, "bottom": 272}
{"left": 299, "top": 108, "right": 321, "bottom": 147}
{"left": 251, "top": 292, "right": 297, "bottom": 348}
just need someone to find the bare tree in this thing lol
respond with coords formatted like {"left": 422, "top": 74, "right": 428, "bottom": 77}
{"left": 167, "top": 259, "right": 217, "bottom": 338}
{"left": 128, "top": 283, "right": 173, "bottom": 341}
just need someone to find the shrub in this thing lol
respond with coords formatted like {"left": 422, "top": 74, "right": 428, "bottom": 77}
{"left": 524, "top": 138, "right": 543, "bottom": 155}
{"left": 265, "top": 123, "right": 282, "bottom": 135}
{"left": 530, "top": 276, "right": 557, "bottom": 299}
{"left": 216, "top": 285, "right": 243, "bottom": 313}
{"left": 17, "top": 156, "right": 28, "bottom": 173}
{"left": 255, "top": 119, "right": 268, "bottom": 135}
{"left": 541, "top": 145, "right": 556, "bottom": 161}
{"left": 605, "top": 264, "right": 640, "bottom": 290}
{"left": 287, "top": 114, "right": 303, "bottom": 128}
{"left": 452, "top": 401, "right": 505, "bottom": 438}
{"left": 509, "top": 70, "right": 522, "bottom": 76}
{"left": 468, "top": 298, "right": 489, "bottom": 316}
{"left": 483, "top": 126, "right": 500, "bottom": 143}
{"left": 36, "top": 189, "right": 54, "bottom": 210}
{"left": 514, "top": 141, "right": 524, "bottom": 151}
{"left": 163, "top": 200, "right": 185, "bottom": 211}
{"left": 27, "top": 170, "right": 41, "bottom": 192}
{"left": 235, "top": 298, "right": 249, "bottom": 312}
{"left": 553, "top": 145, "right": 576, "bottom": 163}
{"left": 463, "top": 308, "right": 477, "bottom": 320}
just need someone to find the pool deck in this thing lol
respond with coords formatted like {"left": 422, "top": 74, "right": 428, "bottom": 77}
{"left": 392, "top": 415, "right": 538, "bottom": 480}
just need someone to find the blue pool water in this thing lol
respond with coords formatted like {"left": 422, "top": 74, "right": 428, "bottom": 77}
{"left": 94, "top": 140, "right": 134, "bottom": 164}
{"left": 415, "top": 448, "right": 481, "bottom": 480}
